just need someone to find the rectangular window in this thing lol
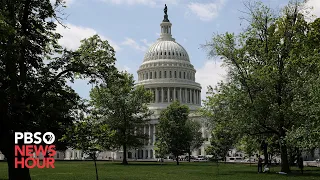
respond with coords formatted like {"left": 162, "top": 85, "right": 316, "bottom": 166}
{"left": 150, "top": 72, "right": 152, "bottom": 79}
{"left": 159, "top": 71, "right": 162, "bottom": 78}
{"left": 184, "top": 72, "right": 186, "bottom": 79}
{"left": 179, "top": 72, "right": 181, "bottom": 78}
{"left": 169, "top": 71, "right": 172, "bottom": 78}
{"left": 164, "top": 71, "right": 167, "bottom": 78}
{"left": 155, "top": 72, "right": 157, "bottom": 78}
{"left": 174, "top": 71, "right": 177, "bottom": 78}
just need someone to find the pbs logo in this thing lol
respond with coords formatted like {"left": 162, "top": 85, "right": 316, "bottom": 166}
{"left": 15, "top": 132, "right": 55, "bottom": 144}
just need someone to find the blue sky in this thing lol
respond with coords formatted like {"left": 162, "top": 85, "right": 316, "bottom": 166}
{"left": 55, "top": 0, "right": 320, "bottom": 101}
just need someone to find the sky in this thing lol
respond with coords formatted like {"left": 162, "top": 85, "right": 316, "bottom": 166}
{"left": 54, "top": 0, "right": 320, "bottom": 101}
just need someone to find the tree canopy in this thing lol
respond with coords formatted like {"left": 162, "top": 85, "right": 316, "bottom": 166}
{"left": 89, "top": 72, "right": 153, "bottom": 165}
{"left": 201, "top": 0, "right": 320, "bottom": 173}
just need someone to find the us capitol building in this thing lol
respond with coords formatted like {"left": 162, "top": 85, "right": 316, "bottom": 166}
{"left": 59, "top": 6, "right": 210, "bottom": 161}
{"left": 96, "top": 6, "right": 210, "bottom": 160}
{"left": 0, "top": 6, "right": 211, "bottom": 161}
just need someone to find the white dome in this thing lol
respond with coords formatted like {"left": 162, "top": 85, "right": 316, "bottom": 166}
{"left": 143, "top": 40, "right": 190, "bottom": 62}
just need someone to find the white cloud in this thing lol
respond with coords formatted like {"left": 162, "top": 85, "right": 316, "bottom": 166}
{"left": 122, "top": 38, "right": 147, "bottom": 51}
{"left": 187, "top": 0, "right": 226, "bottom": 21}
{"left": 56, "top": 23, "right": 121, "bottom": 51}
{"left": 306, "top": 0, "right": 320, "bottom": 18}
{"left": 196, "top": 60, "right": 227, "bottom": 101}
{"left": 101, "top": 0, "right": 179, "bottom": 6}
{"left": 141, "top": 39, "right": 153, "bottom": 46}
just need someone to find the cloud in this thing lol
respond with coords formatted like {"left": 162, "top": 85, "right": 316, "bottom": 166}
{"left": 56, "top": 23, "right": 121, "bottom": 51}
{"left": 306, "top": 0, "right": 320, "bottom": 18}
{"left": 187, "top": 0, "right": 226, "bottom": 21}
{"left": 101, "top": 0, "right": 179, "bottom": 6}
{"left": 196, "top": 60, "right": 227, "bottom": 101}
{"left": 122, "top": 38, "right": 147, "bottom": 51}
{"left": 141, "top": 39, "right": 153, "bottom": 47}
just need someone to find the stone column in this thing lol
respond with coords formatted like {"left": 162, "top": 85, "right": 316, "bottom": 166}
{"left": 161, "top": 87, "right": 164, "bottom": 103}
{"left": 155, "top": 88, "right": 158, "bottom": 103}
{"left": 149, "top": 124, "right": 151, "bottom": 145}
{"left": 179, "top": 88, "right": 182, "bottom": 103}
{"left": 174, "top": 87, "right": 176, "bottom": 101}
{"left": 153, "top": 124, "right": 156, "bottom": 145}
{"left": 144, "top": 126, "right": 146, "bottom": 145}
{"left": 185, "top": 88, "right": 187, "bottom": 103}
{"left": 167, "top": 87, "right": 170, "bottom": 102}
{"left": 193, "top": 89, "right": 196, "bottom": 104}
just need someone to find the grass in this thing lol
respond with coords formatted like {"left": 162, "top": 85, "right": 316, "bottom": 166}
{"left": 0, "top": 161, "right": 319, "bottom": 180}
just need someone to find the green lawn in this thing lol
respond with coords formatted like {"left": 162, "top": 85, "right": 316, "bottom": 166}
{"left": 0, "top": 161, "right": 319, "bottom": 180}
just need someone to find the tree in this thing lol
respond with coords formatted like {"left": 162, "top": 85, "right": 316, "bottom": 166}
{"left": 202, "top": 0, "right": 320, "bottom": 173}
{"left": 0, "top": 0, "right": 118, "bottom": 178}
{"left": 156, "top": 101, "right": 190, "bottom": 165}
{"left": 90, "top": 72, "right": 153, "bottom": 165}
{"left": 185, "top": 120, "right": 204, "bottom": 162}
{"left": 206, "top": 124, "right": 235, "bottom": 163}
{"left": 237, "top": 136, "right": 260, "bottom": 165}
{"left": 61, "top": 116, "right": 115, "bottom": 180}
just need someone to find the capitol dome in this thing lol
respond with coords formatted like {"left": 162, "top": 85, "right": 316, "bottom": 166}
{"left": 136, "top": 7, "right": 201, "bottom": 112}
{"left": 143, "top": 40, "right": 190, "bottom": 62}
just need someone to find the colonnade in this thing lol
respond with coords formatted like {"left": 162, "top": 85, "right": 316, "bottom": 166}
{"left": 146, "top": 87, "right": 201, "bottom": 104}
{"left": 132, "top": 124, "right": 157, "bottom": 159}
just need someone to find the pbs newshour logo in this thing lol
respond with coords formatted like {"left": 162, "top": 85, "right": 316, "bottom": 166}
{"left": 14, "top": 132, "right": 56, "bottom": 169}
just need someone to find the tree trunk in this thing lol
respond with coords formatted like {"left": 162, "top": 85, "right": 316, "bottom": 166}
{"left": 4, "top": 144, "right": 31, "bottom": 180}
{"left": 122, "top": 144, "right": 128, "bottom": 165}
{"left": 176, "top": 156, "right": 179, "bottom": 165}
{"left": 188, "top": 151, "right": 191, "bottom": 162}
{"left": 263, "top": 141, "right": 268, "bottom": 166}
{"left": 280, "top": 142, "right": 290, "bottom": 173}
{"left": 93, "top": 155, "right": 99, "bottom": 180}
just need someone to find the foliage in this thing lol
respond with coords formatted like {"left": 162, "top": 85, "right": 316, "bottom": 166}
{"left": 185, "top": 119, "right": 204, "bottom": 161}
{"left": 156, "top": 101, "right": 190, "bottom": 165}
{"left": 89, "top": 72, "right": 153, "bottom": 164}
{"left": 206, "top": 124, "right": 235, "bottom": 162}
{"left": 61, "top": 116, "right": 115, "bottom": 180}
{"left": 201, "top": 0, "right": 320, "bottom": 173}
{"left": 0, "top": 0, "right": 118, "bottom": 178}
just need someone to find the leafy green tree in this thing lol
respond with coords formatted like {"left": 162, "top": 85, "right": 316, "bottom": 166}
{"left": 156, "top": 101, "right": 190, "bottom": 165}
{"left": 0, "top": 0, "right": 117, "bottom": 178}
{"left": 61, "top": 116, "right": 115, "bottom": 180}
{"left": 237, "top": 136, "right": 260, "bottom": 165}
{"left": 186, "top": 120, "right": 204, "bottom": 162}
{"left": 90, "top": 73, "right": 153, "bottom": 165}
{"left": 202, "top": 0, "right": 320, "bottom": 173}
{"left": 206, "top": 124, "right": 235, "bottom": 163}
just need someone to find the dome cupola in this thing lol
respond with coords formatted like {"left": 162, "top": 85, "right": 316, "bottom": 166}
{"left": 136, "top": 5, "right": 202, "bottom": 111}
